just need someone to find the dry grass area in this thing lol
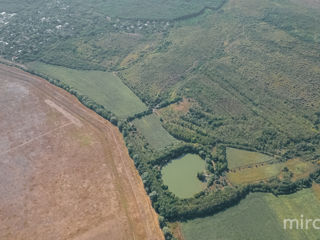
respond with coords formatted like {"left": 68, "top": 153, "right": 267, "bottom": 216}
{"left": 227, "top": 163, "right": 282, "bottom": 185}
{"left": 312, "top": 183, "right": 320, "bottom": 200}
{"left": 226, "top": 147, "right": 274, "bottom": 170}
{"left": 227, "top": 157, "right": 318, "bottom": 185}
{"left": 169, "top": 222, "right": 184, "bottom": 240}
{"left": 285, "top": 158, "right": 315, "bottom": 181}
{"left": 0, "top": 64, "right": 163, "bottom": 240}
{"left": 170, "top": 98, "right": 192, "bottom": 113}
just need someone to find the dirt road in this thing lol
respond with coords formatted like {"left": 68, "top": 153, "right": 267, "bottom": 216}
{"left": 0, "top": 64, "right": 164, "bottom": 240}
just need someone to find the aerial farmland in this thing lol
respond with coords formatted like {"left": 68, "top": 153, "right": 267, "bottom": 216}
{"left": 0, "top": 64, "right": 163, "bottom": 240}
{"left": 1, "top": 0, "right": 320, "bottom": 239}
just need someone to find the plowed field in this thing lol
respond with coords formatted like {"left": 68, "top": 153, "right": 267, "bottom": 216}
{"left": 0, "top": 64, "right": 163, "bottom": 240}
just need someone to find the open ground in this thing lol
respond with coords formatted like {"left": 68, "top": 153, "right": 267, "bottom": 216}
{"left": 0, "top": 64, "right": 163, "bottom": 240}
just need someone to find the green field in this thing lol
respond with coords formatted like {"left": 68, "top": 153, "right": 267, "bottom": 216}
{"left": 181, "top": 188, "right": 320, "bottom": 240}
{"left": 162, "top": 154, "right": 205, "bottom": 198}
{"left": 133, "top": 114, "right": 178, "bottom": 149}
{"left": 264, "top": 187, "right": 320, "bottom": 240}
{"left": 226, "top": 147, "right": 274, "bottom": 169}
{"left": 28, "top": 62, "right": 147, "bottom": 118}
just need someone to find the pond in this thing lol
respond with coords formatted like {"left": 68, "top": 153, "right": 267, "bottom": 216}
{"left": 161, "top": 154, "right": 205, "bottom": 198}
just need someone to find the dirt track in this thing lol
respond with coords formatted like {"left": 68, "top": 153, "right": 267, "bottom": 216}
{"left": 0, "top": 64, "right": 164, "bottom": 240}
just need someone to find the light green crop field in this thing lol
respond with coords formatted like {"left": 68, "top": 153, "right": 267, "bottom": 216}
{"left": 133, "top": 114, "right": 178, "bottom": 149}
{"left": 226, "top": 147, "right": 274, "bottom": 169}
{"left": 162, "top": 154, "right": 205, "bottom": 198}
{"left": 264, "top": 187, "right": 320, "bottom": 240}
{"left": 27, "top": 62, "right": 147, "bottom": 118}
{"left": 181, "top": 187, "right": 320, "bottom": 240}
{"left": 181, "top": 193, "right": 288, "bottom": 240}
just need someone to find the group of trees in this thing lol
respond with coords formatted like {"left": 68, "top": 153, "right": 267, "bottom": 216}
{"left": 126, "top": 108, "right": 153, "bottom": 121}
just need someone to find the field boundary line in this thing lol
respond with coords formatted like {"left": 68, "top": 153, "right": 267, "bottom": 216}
{"left": 0, "top": 122, "right": 72, "bottom": 156}
{"left": 45, "top": 99, "right": 83, "bottom": 127}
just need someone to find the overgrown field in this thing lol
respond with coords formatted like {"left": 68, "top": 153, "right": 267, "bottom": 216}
{"left": 227, "top": 163, "right": 282, "bottom": 185}
{"left": 123, "top": 0, "right": 320, "bottom": 160}
{"left": 181, "top": 187, "right": 320, "bottom": 240}
{"left": 28, "top": 62, "right": 147, "bottom": 118}
{"left": 227, "top": 158, "right": 316, "bottom": 185}
{"left": 226, "top": 147, "right": 274, "bottom": 169}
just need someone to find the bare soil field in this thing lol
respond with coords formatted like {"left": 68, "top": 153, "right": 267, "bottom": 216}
{"left": 0, "top": 64, "right": 164, "bottom": 240}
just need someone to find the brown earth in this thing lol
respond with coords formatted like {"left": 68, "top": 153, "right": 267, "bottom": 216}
{"left": 170, "top": 98, "right": 191, "bottom": 113}
{"left": 169, "top": 223, "right": 184, "bottom": 240}
{"left": 0, "top": 64, "right": 164, "bottom": 240}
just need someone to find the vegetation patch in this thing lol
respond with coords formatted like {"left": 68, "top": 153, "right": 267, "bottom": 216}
{"left": 161, "top": 154, "right": 206, "bottom": 198}
{"left": 226, "top": 147, "right": 274, "bottom": 169}
{"left": 133, "top": 114, "right": 178, "bottom": 149}
{"left": 227, "top": 158, "right": 316, "bottom": 185}
{"left": 285, "top": 158, "right": 315, "bottom": 180}
{"left": 227, "top": 163, "right": 283, "bottom": 185}
{"left": 27, "top": 62, "right": 147, "bottom": 118}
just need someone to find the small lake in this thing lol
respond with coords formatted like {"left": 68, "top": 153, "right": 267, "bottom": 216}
{"left": 161, "top": 154, "right": 205, "bottom": 198}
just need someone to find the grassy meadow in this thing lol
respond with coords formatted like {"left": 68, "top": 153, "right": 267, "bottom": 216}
{"left": 161, "top": 154, "right": 205, "bottom": 198}
{"left": 226, "top": 147, "right": 274, "bottom": 169}
{"left": 227, "top": 158, "right": 317, "bottom": 185}
{"left": 133, "top": 114, "right": 178, "bottom": 149}
{"left": 28, "top": 62, "right": 147, "bottom": 118}
{"left": 285, "top": 158, "right": 315, "bottom": 180}
{"left": 227, "top": 163, "right": 282, "bottom": 185}
{"left": 181, "top": 187, "right": 320, "bottom": 240}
